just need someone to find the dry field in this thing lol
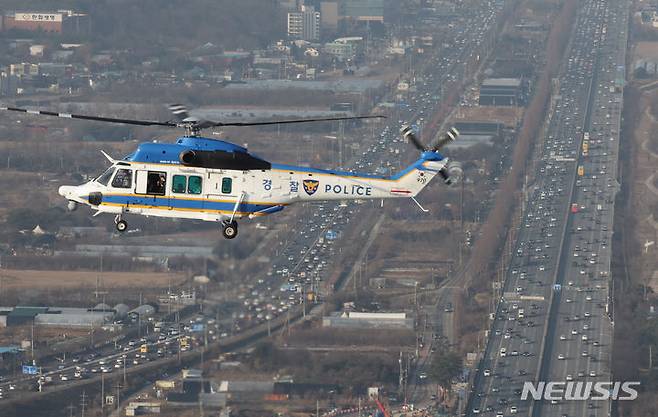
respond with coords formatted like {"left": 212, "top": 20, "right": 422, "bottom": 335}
{"left": 634, "top": 41, "right": 658, "bottom": 60}
{"left": 454, "top": 105, "right": 524, "bottom": 127}
{"left": 0, "top": 269, "right": 186, "bottom": 290}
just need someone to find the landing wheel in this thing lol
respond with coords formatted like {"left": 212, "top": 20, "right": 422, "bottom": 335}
{"left": 115, "top": 219, "right": 128, "bottom": 233}
{"left": 222, "top": 221, "right": 238, "bottom": 239}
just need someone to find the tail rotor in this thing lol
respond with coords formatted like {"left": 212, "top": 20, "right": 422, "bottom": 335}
{"left": 400, "top": 124, "right": 462, "bottom": 185}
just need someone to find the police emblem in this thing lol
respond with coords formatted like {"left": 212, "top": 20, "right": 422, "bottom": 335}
{"left": 302, "top": 179, "right": 320, "bottom": 196}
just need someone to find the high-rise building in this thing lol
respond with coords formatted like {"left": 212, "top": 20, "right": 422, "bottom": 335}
{"left": 287, "top": 5, "right": 321, "bottom": 41}
{"left": 2, "top": 10, "right": 90, "bottom": 35}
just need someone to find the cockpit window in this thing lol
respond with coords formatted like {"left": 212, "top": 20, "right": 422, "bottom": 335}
{"left": 111, "top": 169, "right": 132, "bottom": 188}
{"left": 96, "top": 167, "right": 115, "bottom": 186}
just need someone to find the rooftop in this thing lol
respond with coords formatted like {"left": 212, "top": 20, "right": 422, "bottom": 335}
{"left": 481, "top": 78, "right": 522, "bottom": 87}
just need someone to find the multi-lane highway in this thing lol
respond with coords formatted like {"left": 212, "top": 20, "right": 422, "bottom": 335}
{"left": 467, "top": 0, "right": 628, "bottom": 415}
{"left": 536, "top": 0, "right": 628, "bottom": 415}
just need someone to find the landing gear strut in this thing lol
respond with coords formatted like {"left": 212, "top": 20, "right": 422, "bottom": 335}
{"left": 222, "top": 221, "right": 238, "bottom": 239}
{"left": 114, "top": 215, "right": 128, "bottom": 233}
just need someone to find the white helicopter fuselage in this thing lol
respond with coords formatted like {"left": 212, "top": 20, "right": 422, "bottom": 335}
{"left": 3, "top": 105, "right": 460, "bottom": 238}
{"left": 59, "top": 152, "right": 451, "bottom": 224}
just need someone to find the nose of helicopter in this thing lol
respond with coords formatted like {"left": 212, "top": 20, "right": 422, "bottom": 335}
{"left": 58, "top": 185, "right": 75, "bottom": 198}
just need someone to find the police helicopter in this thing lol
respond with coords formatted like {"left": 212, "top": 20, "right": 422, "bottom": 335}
{"left": 1, "top": 104, "right": 461, "bottom": 239}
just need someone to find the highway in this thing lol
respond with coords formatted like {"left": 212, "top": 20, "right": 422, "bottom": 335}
{"left": 535, "top": 0, "right": 628, "bottom": 415}
{"left": 466, "top": 0, "right": 629, "bottom": 415}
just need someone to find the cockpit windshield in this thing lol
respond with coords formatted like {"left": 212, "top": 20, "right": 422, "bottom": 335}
{"left": 95, "top": 167, "right": 116, "bottom": 186}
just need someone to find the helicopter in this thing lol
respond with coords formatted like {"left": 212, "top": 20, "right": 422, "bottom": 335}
{"left": 1, "top": 104, "right": 462, "bottom": 239}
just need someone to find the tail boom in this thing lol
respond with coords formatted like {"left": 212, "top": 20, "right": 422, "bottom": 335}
{"left": 296, "top": 152, "right": 448, "bottom": 202}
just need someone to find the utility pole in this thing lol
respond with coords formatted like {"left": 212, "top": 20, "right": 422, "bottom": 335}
{"left": 459, "top": 179, "right": 464, "bottom": 266}
{"left": 79, "top": 390, "right": 87, "bottom": 417}
{"left": 101, "top": 371, "right": 105, "bottom": 415}
{"left": 66, "top": 403, "right": 75, "bottom": 417}
{"left": 31, "top": 322, "right": 35, "bottom": 360}
{"left": 398, "top": 351, "right": 404, "bottom": 396}
{"left": 405, "top": 354, "right": 410, "bottom": 404}
{"left": 414, "top": 282, "right": 418, "bottom": 307}
{"left": 339, "top": 120, "right": 344, "bottom": 169}
{"left": 115, "top": 382, "right": 122, "bottom": 411}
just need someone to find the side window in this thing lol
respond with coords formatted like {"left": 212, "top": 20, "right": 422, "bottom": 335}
{"left": 146, "top": 171, "right": 166, "bottom": 195}
{"left": 221, "top": 177, "right": 232, "bottom": 194}
{"left": 111, "top": 169, "right": 132, "bottom": 188}
{"left": 172, "top": 175, "right": 187, "bottom": 193}
{"left": 188, "top": 176, "right": 202, "bottom": 194}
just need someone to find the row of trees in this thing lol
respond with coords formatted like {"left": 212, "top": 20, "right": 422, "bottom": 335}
{"left": 467, "top": 0, "right": 578, "bottom": 292}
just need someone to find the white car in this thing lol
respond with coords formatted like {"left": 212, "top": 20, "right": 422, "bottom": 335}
{"left": 484, "top": 369, "right": 492, "bottom": 377}
{"left": 558, "top": 354, "right": 565, "bottom": 360}
{"left": 510, "top": 406, "right": 518, "bottom": 414}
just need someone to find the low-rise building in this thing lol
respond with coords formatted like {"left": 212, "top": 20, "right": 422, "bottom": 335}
{"left": 322, "top": 311, "right": 414, "bottom": 329}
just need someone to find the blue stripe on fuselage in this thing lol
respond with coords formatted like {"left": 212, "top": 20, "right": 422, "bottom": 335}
{"left": 101, "top": 194, "right": 274, "bottom": 213}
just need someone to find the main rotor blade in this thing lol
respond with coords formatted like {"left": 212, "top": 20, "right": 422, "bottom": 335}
{"left": 0, "top": 106, "right": 177, "bottom": 127}
{"left": 211, "top": 115, "right": 385, "bottom": 127}
{"left": 168, "top": 103, "right": 190, "bottom": 121}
